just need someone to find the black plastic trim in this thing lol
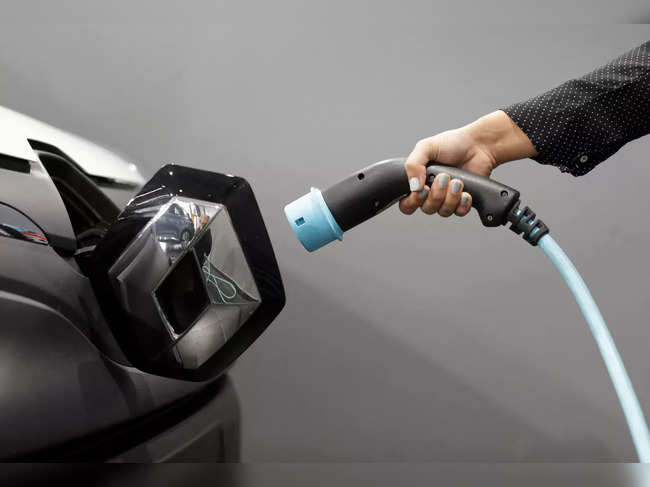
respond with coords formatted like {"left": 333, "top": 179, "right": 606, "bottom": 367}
{"left": 0, "top": 153, "right": 30, "bottom": 173}
{"left": 35, "top": 150, "right": 120, "bottom": 234}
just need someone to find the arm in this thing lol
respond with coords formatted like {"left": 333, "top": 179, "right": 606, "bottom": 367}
{"left": 505, "top": 41, "right": 650, "bottom": 176}
{"left": 401, "top": 41, "right": 650, "bottom": 216}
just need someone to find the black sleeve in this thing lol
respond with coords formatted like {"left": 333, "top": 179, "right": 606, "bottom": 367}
{"left": 503, "top": 41, "right": 650, "bottom": 176}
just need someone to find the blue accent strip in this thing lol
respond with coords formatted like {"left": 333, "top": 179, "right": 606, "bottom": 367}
{"left": 539, "top": 234, "right": 650, "bottom": 463}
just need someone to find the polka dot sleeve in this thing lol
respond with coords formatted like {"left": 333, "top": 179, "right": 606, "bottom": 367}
{"left": 503, "top": 41, "right": 650, "bottom": 176}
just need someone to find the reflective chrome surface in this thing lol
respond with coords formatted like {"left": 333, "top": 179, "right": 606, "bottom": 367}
{"left": 109, "top": 196, "right": 260, "bottom": 370}
{"left": 90, "top": 164, "right": 284, "bottom": 380}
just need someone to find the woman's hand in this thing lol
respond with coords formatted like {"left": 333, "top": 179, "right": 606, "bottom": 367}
{"left": 399, "top": 110, "right": 537, "bottom": 216}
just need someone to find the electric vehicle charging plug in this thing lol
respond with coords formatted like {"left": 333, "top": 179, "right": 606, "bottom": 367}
{"left": 285, "top": 157, "right": 548, "bottom": 251}
{"left": 284, "top": 157, "right": 650, "bottom": 463}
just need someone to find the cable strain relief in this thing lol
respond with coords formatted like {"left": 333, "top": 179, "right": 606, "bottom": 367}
{"left": 506, "top": 200, "right": 549, "bottom": 246}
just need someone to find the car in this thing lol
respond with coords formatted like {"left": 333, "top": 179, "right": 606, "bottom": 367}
{"left": 155, "top": 203, "right": 195, "bottom": 244}
{"left": 0, "top": 105, "right": 284, "bottom": 461}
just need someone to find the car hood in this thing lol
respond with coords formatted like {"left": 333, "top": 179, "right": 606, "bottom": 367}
{"left": 0, "top": 105, "right": 145, "bottom": 185}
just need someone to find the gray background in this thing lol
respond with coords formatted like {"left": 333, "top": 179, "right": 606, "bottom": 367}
{"left": 2, "top": 1, "right": 650, "bottom": 462}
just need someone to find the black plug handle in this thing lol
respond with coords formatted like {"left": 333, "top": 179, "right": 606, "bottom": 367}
{"left": 425, "top": 163, "right": 520, "bottom": 227}
{"left": 320, "top": 158, "right": 521, "bottom": 233}
{"left": 322, "top": 159, "right": 410, "bottom": 232}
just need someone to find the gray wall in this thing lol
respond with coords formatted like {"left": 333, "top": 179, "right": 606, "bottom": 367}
{"left": 2, "top": 2, "right": 650, "bottom": 461}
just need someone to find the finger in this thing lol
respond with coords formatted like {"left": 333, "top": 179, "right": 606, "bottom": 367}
{"left": 404, "top": 140, "right": 430, "bottom": 186}
{"left": 421, "top": 173, "right": 450, "bottom": 215}
{"left": 399, "top": 178, "right": 426, "bottom": 214}
{"left": 402, "top": 137, "right": 441, "bottom": 212}
{"left": 399, "top": 193, "right": 419, "bottom": 215}
{"left": 399, "top": 185, "right": 429, "bottom": 215}
{"left": 455, "top": 192, "right": 472, "bottom": 216}
{"left": 439, "top": 179, "right": 463, "bottom": 217}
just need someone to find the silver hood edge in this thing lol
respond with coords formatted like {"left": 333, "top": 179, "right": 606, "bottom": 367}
{"left": 0, "top": 105, "right": 146, "bottom": 186}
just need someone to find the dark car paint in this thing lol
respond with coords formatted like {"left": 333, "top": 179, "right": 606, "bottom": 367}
{"left": 0, "top": 236, "right": 240, "bottom": 461}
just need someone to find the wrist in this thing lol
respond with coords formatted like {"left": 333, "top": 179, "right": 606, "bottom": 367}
{"left": 465, "top": 110, "right": 537, "bottom": 166}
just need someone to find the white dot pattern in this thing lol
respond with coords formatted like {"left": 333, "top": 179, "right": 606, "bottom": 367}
{"left": 504, "top": 41, "right": 650, "bottom": 176}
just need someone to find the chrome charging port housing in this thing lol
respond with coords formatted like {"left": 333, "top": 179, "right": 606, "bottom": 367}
{"left": 89, "top": 165, "right": 285, "bottom": 380}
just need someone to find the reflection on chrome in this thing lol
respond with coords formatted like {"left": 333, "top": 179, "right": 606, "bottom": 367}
{"left": 109, "top": 196, "right": 261, "bottom": 370}
{"left": 202, "top": 259, "right": 255, "bottom": 304}
{"left": 152, "top": 198, "right": 219, "bottom": 262}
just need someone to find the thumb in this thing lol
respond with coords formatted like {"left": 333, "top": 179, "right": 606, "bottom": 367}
{"left": 399, "top": 137, "right": 439, "bottom": 214}
{"left": 405, "top": 138, "right": 437, "bottom": 189}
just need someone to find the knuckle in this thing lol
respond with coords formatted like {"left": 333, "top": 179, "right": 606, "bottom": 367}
{"left": 421, "top": 204, "right": 435, "bottom": 215}
{"left": 414, "top": 138, "right": 429, "bottom": 149}
{"left": 400, "top": 200, "right": 416, "bottom": 214}
{"left": 401, "top": 201, "right": 415, "bottom": 212}
{"left": 430, "top": 193, "right": 445, "bottom": 205}
{"left": 413, "top": 138, "right": 433, "bottom": 156}
{"left": 444, "top": 189, "right": 458, "bottom": 200}
{"left": 439, "top": 201, "right": 456, "bottom": 217}
{"left": 404, "top": 160, "right": 420, "bottom": 172}
{"left": 426, "top": 201, "right": 441, "bottom": 214}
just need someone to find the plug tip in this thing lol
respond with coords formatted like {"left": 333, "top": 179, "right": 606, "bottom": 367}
{"left": 284, "top": 188, "right": 343, "bottom": 252}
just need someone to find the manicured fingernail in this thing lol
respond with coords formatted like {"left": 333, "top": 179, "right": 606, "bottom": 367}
{"left": 418, "top": 188, "right": 429, "bottom": 199}
{"left": 461, "top": 193, "right": 469, "bottom": 205}
{"left": 409, "top": 177, "right": 421, "bottom": 192}
{"left": 437, "top": 173, "right": 449, "bottom": 188}
{"left": 451, "top": 180, "right": 461, "bottom": 194}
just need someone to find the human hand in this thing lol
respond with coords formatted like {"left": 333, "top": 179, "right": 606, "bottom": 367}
{"left": 399, "top": 110, "right": 537, "bottom": 217}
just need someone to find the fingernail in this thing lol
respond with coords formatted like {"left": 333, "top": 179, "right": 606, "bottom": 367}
{"left": 437, "top": 173, "right": 450, "bottom": 188}
{"left": 418, "top": 188, "right": 429, "bottom": 199}
{"left": 409, "top": 177, "right": 421, "bottom": 192}
{"left": 451, "top": 180, "right": 461, "bottom": 194}
{"left": 461, "top": 193, "right": 469, "bottom": 205}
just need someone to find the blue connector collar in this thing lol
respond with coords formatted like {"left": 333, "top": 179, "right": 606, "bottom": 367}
{"left": 284, "top": 187, "right": 343, "bottom": 252}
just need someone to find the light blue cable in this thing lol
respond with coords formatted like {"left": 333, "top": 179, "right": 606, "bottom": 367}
{"left": 538, "top": 234, "right": 650, "bottom": 463}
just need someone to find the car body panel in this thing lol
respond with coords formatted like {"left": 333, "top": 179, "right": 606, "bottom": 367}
{"left": 0, "top": 287, "right": 215, "bottom": 459}
{"left": 0, "top": 158, "right": 77, "bottom": 253}
{"left": 0, "top": 105, "right": 145, "bottom": 185}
